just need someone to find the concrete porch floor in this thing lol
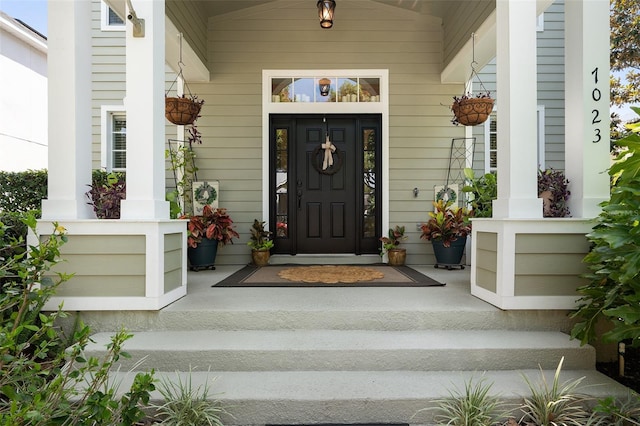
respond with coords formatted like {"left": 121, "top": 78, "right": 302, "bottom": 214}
{"left": 161, "top": 263, "right": 575, "bottom": 334}
{"left": 170, "top": 264, "right": 487, "bottom": 313}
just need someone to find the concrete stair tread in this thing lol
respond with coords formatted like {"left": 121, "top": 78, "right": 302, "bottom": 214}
{"left": 89, "top": 329, "right": 586, "bottom": 351}
{"left": 86, "top": 329, "right": 595, "bottom": 372}
{"left": 109, "top": 370, "right": 630, "bottom": 424}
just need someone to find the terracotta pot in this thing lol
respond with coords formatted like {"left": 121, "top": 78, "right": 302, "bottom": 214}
{"left": 387, "top": 248, "right": 406, "bottom": 266}
{"left": 251, "top": 249, "right": 270, "bottom": 267}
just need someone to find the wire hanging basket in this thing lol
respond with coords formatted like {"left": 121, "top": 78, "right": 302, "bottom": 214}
{"left": 451, "top": 33, "right": 494, "bottom": 126}
{"left": 452, "top": 96, "right": 494, "bottom": 126}
{"left": 165, "top": 34, "right": 204, "bottom": 126}
{"left": 165, "top": 95, "right": 202, "bottom": 125}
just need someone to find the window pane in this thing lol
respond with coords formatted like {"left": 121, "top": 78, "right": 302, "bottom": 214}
{"left": 108, "top": 7, "right": 124, "bottom": 25}
{"left": 363, "top": 128, "right": 376, "bottom": 238}
{"left": 112, "top": 114, "right": 126, "bottom": 170}
{"left": 113, "top": 151, "right": 126, "bottom": 169}
{"left": 338, "top": 78, "right": 358, "bottom": 102}
{"left": 114, "top": 134, "right": 126, "bottom": 150}
{"left": 275, "top": 128, "right": 288, "bottom": 238}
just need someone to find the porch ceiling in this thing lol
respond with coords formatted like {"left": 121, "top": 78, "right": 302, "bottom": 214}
{"left": 105, "top": 0, "right": 555, "bottom": 83}
{"left": 202, "top": 0, "right": 440, "bottom": 17}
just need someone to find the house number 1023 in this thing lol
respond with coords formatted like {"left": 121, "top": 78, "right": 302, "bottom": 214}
{"left": 591, "top": 67, "right": 602, "bottom": 143}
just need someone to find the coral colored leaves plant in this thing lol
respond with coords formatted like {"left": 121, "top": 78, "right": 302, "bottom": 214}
{"left": 181, "top": 205, "right": 239, "bottom": 248}
{"left": 420, "top": 200, "right": 472, "bottom": 247}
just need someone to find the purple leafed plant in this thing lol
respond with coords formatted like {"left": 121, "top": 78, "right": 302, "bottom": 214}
{"left": 538, "top": 168, "right": 570, "bottom": 218}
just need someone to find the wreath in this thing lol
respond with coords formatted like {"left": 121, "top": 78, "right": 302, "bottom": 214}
{"left": 436, "top": 186, "right": 457, "bottom": 204}
{"left": 194, "top": 181, "right": 217, "bottom": 205}
{"left": 312, "top": 144, "right": 344, "bottom": 175}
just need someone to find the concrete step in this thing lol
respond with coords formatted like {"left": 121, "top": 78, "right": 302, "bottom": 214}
{"left": 109, "top": 369, "right": 630, "bottom": 425}
{"left": 75, "top": 287, "right": 575, "bottom": 334}
{"left": 85, "top": 329, "right": 594, "bottom": 372}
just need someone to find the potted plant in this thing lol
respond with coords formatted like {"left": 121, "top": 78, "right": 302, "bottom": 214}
{"left": 180, "top": 205, "right": 239, "bottom": 271}
{"left": 451, "top": 92, "right": 494, "bottom": 126}
{"left": 85, "top": 170, "right": 126, "bottom": 219}
{"left": 420, "top": 200, "right": 472, "bottom": 269}
{"left": 247, "top": 219, "right": 274, "bottom": 267}
{"left": 461, "top": 168, "right": 497, "bottom": 218}
{"left": 380, "top": 225, "right": 408, "bottom": 266}
{"left": 165, "top": 94, "right": 204, "bottom": 126}
{"left": 537, "top": 168, "right": 571, "bottom": 218}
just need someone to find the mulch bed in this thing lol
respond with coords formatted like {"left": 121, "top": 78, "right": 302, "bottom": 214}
{"left": 596, "top": 344, "right": 640, "bottom": 393}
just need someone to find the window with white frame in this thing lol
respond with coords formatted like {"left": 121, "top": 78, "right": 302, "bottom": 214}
{"left": 101, "top": 107, "right": 126, "bottom": 171}
{"left": 101, "top": 1, "right": 124, "bottom": 31}
{"left": 537, "top": 13, "right": 545, "bottom": 32}
{"left": 483, "top": 107, "right": 546, "bottom": 173}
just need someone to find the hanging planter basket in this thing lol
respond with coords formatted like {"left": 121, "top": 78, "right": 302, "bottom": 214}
{"left": 165, "top": 96, "right": 202, "bottom": 125}
{"left": 452, "top": 97, "right": 494, "bottom": 126}
{"left": 449, "top": 33, "right": 494, "bottom": 127}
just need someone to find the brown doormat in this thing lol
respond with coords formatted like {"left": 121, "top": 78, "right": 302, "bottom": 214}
{"left": 212, "top": 264, "right": 445, "bottom": 287}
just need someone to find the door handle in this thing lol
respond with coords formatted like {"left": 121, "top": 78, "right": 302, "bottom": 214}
{"left": 297, "top": 190, "right": 302, "bottom": 209}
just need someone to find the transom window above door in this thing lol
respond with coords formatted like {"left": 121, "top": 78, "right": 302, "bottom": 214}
{"left": 271, "top": 77, "right": 381, "bottom": 103}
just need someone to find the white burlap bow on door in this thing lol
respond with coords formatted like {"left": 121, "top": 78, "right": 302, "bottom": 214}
{"left": 321, "top": 135, "right": 336, "bottom": 170}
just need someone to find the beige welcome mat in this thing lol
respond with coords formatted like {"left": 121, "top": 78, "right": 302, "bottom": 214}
{"left": 213, "top": 264, "right": 445, "bottom": 287}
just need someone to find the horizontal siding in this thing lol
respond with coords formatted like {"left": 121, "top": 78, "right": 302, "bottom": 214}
{"left": 164, "top": 232, "right": 183, "bottom": 293}
{"left": 48, "top": 233, "right": 146, "bottom": 296}
{"left": 514, "top": 274, "right": 587, "bottom": 296}
{"left": 201, "top": 1, "right": 466, "bottom": 264}
{"left": 90, "top": 0, "right": 178, "bottom": 176}
{"left": 513, "top": 231, "right": 589, "bottom": 297}
{"left": 57, "top": 234, "right": 146, "bottom": 254}
{"left": 55, "top": 276, "right": 146, "bottom": 297}
{"left": 475, "top": 231, "right": 497, "bottom": 293}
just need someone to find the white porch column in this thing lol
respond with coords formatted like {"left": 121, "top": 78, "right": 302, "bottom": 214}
{"left": 492, "top": 0, "right": 542, "bottom": 219}
{"left": 41, "top": 1, "right": 93, "bottom": 220}
{"left": 120, "top": 0, "right": 169, "bottom": 220}
{"left": 564, "top": 0, "right": 610, "bottom": 218}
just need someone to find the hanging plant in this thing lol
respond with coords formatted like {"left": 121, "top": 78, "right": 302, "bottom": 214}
{"left": 165, "top": 94, "right": 204, "bottom": 126}
{"left": 165, "top": 34, "right": 204, "bottom": 126}
{"left": 451, "top": 33, "right": 494, "bottom": 126}
{"left": 451, "top": 92, "right": 494, "bottom": 126}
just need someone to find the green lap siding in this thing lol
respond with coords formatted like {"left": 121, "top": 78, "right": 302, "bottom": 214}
{"left": 50, "top": 235, "right": 146, "bottom": 297}
{"left": 475, "top": 231, "right": 497, "bottom": 293}
{"left": 164, "top": 233, "right": 183, "bottom": 293}
{"left": 514, "top": 233, "right": 589, "bottom": 297}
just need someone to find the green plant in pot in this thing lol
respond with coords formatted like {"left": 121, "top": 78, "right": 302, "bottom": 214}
{"left": 247, "top": 219, "right": 274, "bottom": 267}
{"left": 181, "top": 206, "right": 239, "bottom": 271}
{"left": 420, "top": 199, "right": 472, "bottom": 270}
{"left": 462, "top": 168, "right": 496, "bottom": 218}
{"left": 380, "top": 225, "right": 408, "bottom": 266}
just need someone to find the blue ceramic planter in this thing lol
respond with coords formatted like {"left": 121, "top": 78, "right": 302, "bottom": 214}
{"left": 187, "top": 237, "right": 219, "bottom": 271}
{"left": 432, "top": 236, "right": 466, "bottom": 270}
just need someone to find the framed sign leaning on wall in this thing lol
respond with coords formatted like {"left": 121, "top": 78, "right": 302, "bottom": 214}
{"left": 192, "top": 180, "right": 219, "bottom": 215}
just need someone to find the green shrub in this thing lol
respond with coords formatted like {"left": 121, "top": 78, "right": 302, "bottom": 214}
{"left": 0, "top": 170, "right": 47, "bottom": 213}
{"left": 571, "top": 107, "right": 640, "bottom": 347}
{"left": 0, "top": 213, "right": 155, "bottom": 425}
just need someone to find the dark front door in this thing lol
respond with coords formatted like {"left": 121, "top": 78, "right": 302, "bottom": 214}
{"left": 270, "top": 114, "right": 381, "bottom": 255}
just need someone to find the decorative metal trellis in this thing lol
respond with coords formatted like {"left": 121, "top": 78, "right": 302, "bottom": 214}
{"left": 443, "top": 137, "right": 476, "bottom": 206}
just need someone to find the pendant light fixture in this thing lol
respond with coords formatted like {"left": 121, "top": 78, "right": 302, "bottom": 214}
{"left": 317, "top": 0, "right": 336, "bottom": 29}
{"left": 318, "top": 78, "right": 331, "bottom": 96}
